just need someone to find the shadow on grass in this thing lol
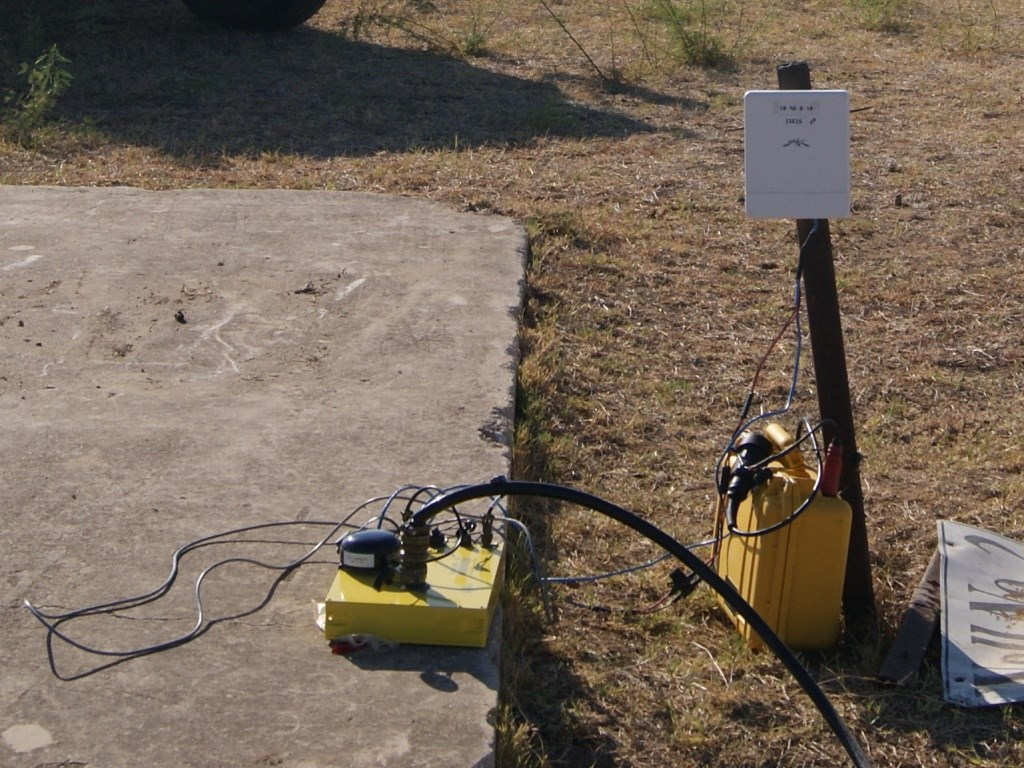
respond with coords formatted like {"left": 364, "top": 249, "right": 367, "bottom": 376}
{"left": 3, "top": 0, "right": 659, "bottom": 158}
{"left": 785, "top": 633, "right": 1024, "bottom": 765}
{"left": 498, "top": 580, "right": 624, "bottom": 768}
{"left": 866, "top": 658, "right": 1024, "bottom": 761}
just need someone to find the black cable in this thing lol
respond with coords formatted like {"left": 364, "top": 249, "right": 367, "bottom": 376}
{"left": 724, "top": 420, "right": 826, "bottom": 538}
{"left": 423, "top": 533, "right": 467, "bottom": 564}
{"left": 32, "top": 566, "right": 298, "bottom": 682}
{"left": 24, "top": 521, "right": 348, "bottom": 681}
{"left": 407, "top": 477, "right": 871, "bottom": 768}
{"left": 26, "top": 520, "right": 342, "bottom": 623}
{"left": 399, "top": 485, "right": 445, "bottom": 523}
{"left": 24, "top": 518, "right": 354, "bottom": 676}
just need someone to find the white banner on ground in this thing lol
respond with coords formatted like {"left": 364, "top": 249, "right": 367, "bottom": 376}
{"left": 940, "top": 520, "right": 1024, "bottom": 706}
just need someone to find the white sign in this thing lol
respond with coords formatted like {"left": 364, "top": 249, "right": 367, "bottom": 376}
{"left": 940, "top": 520, "right": 1024, "bottom": 706}
{"left": 744, "top": 90, "right": 850, "bottom": 219}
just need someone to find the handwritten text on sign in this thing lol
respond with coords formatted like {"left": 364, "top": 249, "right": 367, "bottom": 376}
{"left": 940, "top": 520, "right": 1024, "bottom": 706}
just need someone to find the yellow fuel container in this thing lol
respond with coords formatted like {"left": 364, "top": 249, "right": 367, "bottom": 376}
{"left": 716, "top": 423, "right": 852, "bottom": 650}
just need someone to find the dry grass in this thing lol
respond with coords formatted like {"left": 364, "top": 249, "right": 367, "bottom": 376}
{"left": 4, "top": 0, "right": 1024, "bottom": 765}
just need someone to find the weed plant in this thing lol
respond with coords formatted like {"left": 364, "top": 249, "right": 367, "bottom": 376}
{"left": 2, "top": 44, "right": 73, "bottom": 143}
{"left": 646, "top": 0, "right": 735, "bottom": 68}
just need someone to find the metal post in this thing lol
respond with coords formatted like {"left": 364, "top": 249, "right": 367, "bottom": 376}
{"left": 776, "top": 61, "right": 876, "bottom": 622}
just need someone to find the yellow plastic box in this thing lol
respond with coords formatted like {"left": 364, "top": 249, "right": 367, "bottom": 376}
{"left": 322, "top": 540, "right": 503, "bottom": 648}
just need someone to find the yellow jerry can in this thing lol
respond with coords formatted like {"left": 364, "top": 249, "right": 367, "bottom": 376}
{"left": 716, "top": 423, "right": 852, "bottom": 650}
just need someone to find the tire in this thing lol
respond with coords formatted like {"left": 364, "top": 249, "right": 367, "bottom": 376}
{"left": 181, "top": 0, "right": 329, "bottom": 30}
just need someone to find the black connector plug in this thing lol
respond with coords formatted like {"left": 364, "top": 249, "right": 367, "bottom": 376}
{"left": 480, "top": 512, "right": 494, "bottom": 548}
{"left": 723, "top": 432, "right": 775, "bottom": 529}
{"left": 668, "top": 568, "right": 702, "bottom": 601}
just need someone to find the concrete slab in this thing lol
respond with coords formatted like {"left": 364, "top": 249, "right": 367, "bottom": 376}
{"left": 0, "top": 186, "right": 526, "bottom": 768}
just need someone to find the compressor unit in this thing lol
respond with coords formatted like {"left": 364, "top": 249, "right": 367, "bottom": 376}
{"left": 715, "top": 423, "right": 852, "bottom": 650}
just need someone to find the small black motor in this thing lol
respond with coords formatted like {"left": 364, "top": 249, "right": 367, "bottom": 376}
{"left": 338, "top": 529, "right": 400, "bottom": 572}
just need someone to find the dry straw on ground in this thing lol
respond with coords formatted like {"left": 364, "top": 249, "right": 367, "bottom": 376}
{"left": 3, "top": 0, "right": 1024, "bottom": 765}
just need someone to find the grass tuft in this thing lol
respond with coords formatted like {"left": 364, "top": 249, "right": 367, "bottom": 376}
{"left": 2, "top": 43, "right": 73, "bottom": 144}
{"left": 850, "top": 0, "right": 911, "bottom": 33}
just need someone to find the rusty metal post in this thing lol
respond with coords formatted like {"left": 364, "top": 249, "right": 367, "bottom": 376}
{"left": 776, "top": 61, "right": 876, "bottom": 622}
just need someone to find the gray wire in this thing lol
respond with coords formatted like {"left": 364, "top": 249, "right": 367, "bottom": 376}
{"left": 492, "top": 514, "right": 724, "bottom": 588}
{"left": 543, "top": 552, "right": 674, "bottom": 585}
{"left": 25, "top": 518, "right": 351, "bottom": 657}
{"left": 491, "top": 514, "right": 554, "bottom": 620}
{"left": 716, "top": 219, "right": 821, "bottom": 487}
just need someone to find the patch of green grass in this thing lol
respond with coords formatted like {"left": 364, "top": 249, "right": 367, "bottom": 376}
{"left": 932, "top": 0, "right": 1023, "bottom": 53}
{"left": 2, "top": 43, "right": 73, "bottom": 144}
{"left": 850, "top": 0, "right": 910, "bottom": 33}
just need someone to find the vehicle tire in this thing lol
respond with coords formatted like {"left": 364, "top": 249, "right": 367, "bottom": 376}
{"left": 181, "top": 0, "right": 329, "bottom": 30}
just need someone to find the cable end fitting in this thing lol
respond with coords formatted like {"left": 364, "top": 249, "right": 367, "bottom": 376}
{"left": 669, "top": 568, "right": 702, "bottom": 601}
{"left": 480, "top": 512, "right": 494, "bottom": 548}
{"left": 820, "top": 437, "right": 843, "bottom": 497}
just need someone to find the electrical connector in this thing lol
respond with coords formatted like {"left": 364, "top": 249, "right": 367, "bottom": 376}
{"left": 820, "top": 437, "right": 843, "bottom": 497}
{"left": 429, "top": 527, "right": 447, "bottom": 549}
{"left": 723, "top": 432, "right": 775, "bottom": 529}
{"left": 480, "top": 512, "right": 494, "bottom": 548}
{"left": 668, "top": 568, "right": 702, "bottom": 601}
